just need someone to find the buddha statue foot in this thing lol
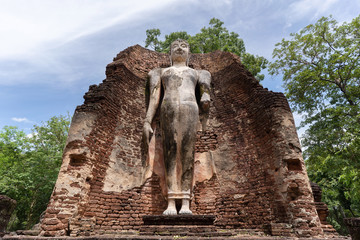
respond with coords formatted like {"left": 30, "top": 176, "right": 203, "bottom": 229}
{"left": 163, "top": 207, "right": 177, "bottom": 215}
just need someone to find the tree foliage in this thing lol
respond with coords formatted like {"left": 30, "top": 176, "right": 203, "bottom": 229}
{"left": 269, "top": 15, "right": 360, "bottom": 113}
{"left": 269, "top": 15, "right": 360, "bottom": 233}
{"left": 145, "top": 18, "right": 268, "bottom": 81}
{"left": 0, "top": 115, "right": 70, "bottom": 230}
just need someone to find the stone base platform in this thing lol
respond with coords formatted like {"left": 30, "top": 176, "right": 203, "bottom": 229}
{"left": 140, "top": 215, "right": 232, "bottom": 237}
{"left": 142, "top": 215, "right": 215, "bottom": 225}
{"left": 2, "top": 234, "right": 351, "bottom": 240}
{"left": 140, "top": 225, "right": 232, "bottom": 237}
{"left": 2, "top": 216, "right": 348, "bottom": 240}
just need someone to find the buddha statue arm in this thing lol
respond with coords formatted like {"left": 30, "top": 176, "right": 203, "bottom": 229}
{"left": 143, "top": 68, "right": 162, "bottom": 146}
{"left": 198, "top": 70, "right": 211, "bottom": 113}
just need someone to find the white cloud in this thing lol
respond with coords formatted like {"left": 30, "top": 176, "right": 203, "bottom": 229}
{"left": 287, "top": 0, "right": 339, "bottom": 22}
{"left": 0, "top": 0, "right": 187, "bottom": 86}
{"left": 26, "top": 133, "right": 34, "bottom": 138}
{"left": 26, "top": 132, "right": 38, "bottom": 138}
{"left": 283, "top": 0, "right": 360, "bottom": 31}
{"left": 0, "top": 0, "right": 181, "bottom": 60}
{"left": 11, "top": 117, "right": 30, "bottom": 123}
{"left": 0, "top": 0, "right": 358, "bottom": 88}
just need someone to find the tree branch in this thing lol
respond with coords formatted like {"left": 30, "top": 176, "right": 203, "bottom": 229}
{"left": 321, "top": 31, "right": 344, "bottom": 57}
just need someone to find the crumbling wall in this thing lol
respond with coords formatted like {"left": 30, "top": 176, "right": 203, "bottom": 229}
{"left": 41, "top": 45, "right": 325, "bottom": 237}
{"left": 0, "top": 195, "right": 16, "bottom": 237}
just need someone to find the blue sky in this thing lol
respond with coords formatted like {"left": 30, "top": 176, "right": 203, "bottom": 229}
{"left": 1, "top": 0, "right": 359, "bottom": 136}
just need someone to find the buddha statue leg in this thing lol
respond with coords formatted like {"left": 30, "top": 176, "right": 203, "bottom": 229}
{"left": 160, "top": 102, "right": 199, "bottom": 215}
{"left": 161, "top": 102, "right": 180, "bottom": 215}
{"left": 178, "top": 102, "right": 199, "bottom": 214}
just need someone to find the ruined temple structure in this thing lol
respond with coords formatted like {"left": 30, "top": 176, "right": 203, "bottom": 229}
{"left": 40, "top": 45, "right": 335, "bottom": 238}
{"left": 0, "top": 195, "right": 17, "bottom": 237}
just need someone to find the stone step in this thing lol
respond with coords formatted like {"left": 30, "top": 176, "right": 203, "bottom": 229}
{"left": 3, "top": 233, "right": 350, "bottom": 239}
{"left": 140, "top": 225, "right": 233, "bottom": 237}
{"left": 141, "top": 215, "right": 233, "bottom": 237}
{"left": 141, "top": 224, "right": 216, "bottom": 233}
{"left": 142, "top": 215, "right": 215, "bottom": 225}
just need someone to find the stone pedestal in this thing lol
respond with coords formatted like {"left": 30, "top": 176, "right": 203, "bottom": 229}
{"left": 141, "top": 215, "right": 232, "bottom": 237}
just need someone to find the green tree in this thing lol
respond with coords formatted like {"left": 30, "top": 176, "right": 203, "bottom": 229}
{"left": 269, "top": 15, "right": 360, "bottom": 233}
{"left": 0, "top": 115, "right": 70, "bottom": 230}
{"left": 145, "top": 28, "right": 161, "bottom": 52}
{"left": 145, "top": 18, "right": 268, "bottom": 81}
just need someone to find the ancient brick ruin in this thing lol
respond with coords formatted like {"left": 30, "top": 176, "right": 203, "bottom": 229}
{"left": 0, "top": 195, "right": 16, "bottom": 237}
{"left": 40, "top": 45, "right": 333, "bottom": 237}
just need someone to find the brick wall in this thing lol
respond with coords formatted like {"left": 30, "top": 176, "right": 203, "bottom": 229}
{"left": 41, "top": 45, "right": 326, "bottom": 237}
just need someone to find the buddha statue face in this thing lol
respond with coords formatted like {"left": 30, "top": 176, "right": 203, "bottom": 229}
{"left": 170, "top": 40, "right": 190, "bottom": 65}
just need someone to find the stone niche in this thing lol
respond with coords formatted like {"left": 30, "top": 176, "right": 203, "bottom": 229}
{"left": 40, "top": 45, "right": 329, "bottom": 237}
